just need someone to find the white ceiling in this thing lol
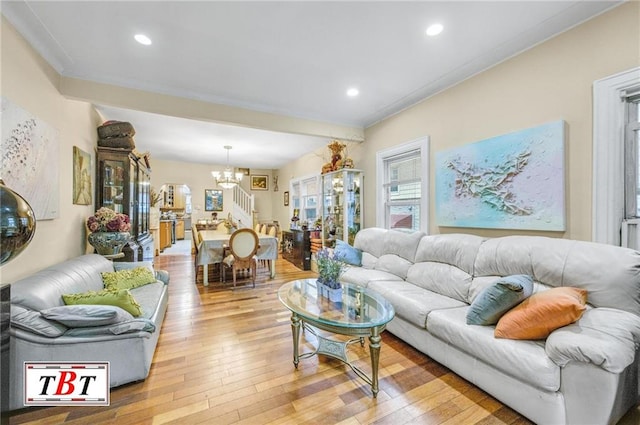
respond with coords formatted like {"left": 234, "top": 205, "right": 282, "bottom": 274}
{"left": 1, "top": 1, "right": 622, "bottom": 168}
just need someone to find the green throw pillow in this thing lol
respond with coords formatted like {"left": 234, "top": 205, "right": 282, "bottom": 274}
{"left": 62, "top": 289, "right": 143, "bottom": 317}
{"left": 101, "top": 266, "right": 156, "bottom": 291}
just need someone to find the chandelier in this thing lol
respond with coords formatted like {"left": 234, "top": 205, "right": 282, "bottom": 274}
{"left": 212, "top": 145, "right": 243, "bottom": 189}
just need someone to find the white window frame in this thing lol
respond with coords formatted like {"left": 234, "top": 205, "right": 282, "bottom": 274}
{"left": 593, "top": 67, "right": 640, "bottom": 245}
{"left": 375, "top": 136, "right": 430, "bottom": 232}
{"left": 289, "top": 173, "right": 320, "bottom": 225}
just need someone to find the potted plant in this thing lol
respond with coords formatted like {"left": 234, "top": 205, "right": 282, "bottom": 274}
{"left": 316, "top": 247, "right": 347, "bottom": 302}
{"left": 86, "top": 207, "right": 131, "bottom": 255}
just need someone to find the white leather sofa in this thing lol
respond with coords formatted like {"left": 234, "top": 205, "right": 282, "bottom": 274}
{"left": 341, "top": 228, "right": 640, "bottom": 425}
{"left": 8, "top": 254, "right": 169, "bottom": 410}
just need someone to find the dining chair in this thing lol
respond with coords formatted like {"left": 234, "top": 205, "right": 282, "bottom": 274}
{"left": 191, "top": 225, "right": 200, "bottom": 271}
{"left": 222, "top": 228, "right": 260, "bottom": 288}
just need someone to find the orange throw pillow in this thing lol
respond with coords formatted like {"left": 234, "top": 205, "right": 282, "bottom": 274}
{"left": 494, "top": 287, "right": 587, "bottom": 340}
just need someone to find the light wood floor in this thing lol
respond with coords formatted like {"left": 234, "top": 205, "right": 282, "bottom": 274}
{"left": 9, "top": 253, "right": 640, "bottom": 425}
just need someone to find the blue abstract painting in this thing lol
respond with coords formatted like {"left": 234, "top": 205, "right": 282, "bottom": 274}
{"left": 435, "top": 120, "right": 565, "bottom": 231}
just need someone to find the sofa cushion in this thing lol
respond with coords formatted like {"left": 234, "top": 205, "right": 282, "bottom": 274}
{"left": 474, "top": 236, "right": 640, "bottom": 314}
{"left": 334, "top": 239, "right": 362, "bottom": 266}
{"left": 368, "top": 280, "right": 466, "bottom": 328}
{"left": 10, "top": 254, "right": 113, "bottom": 311}
{"left": 382, "top": 230, "right": 425, "bottom": 262}
{"left": 341, "top": 267, "right": 403, "bottom": 288}
{"left": 406, "top": 262, "right": 472, "bottom": 304}
{"left": 130, "top": 282, "right": 167, "bottom": 320}
{"left": 62, "top": 289, "right": 143, "bottom": 317}
{"left": 64, "top": 318, "right": 156, "bottom": 337}
{"left": 361, "top": 252, "right": 377, "bottom": 269}
{"left": 375, "top": 254, "right": 413, "bottom": 280}
{"left": 495, "top": 287, "right": 587, "bottom": 340}
{"left": 428, "top": 306, "right": 560, "bottom": 392}
{"left": 353, "top": 228, "right": 388, "bottom": 258}
{"left": 101, "top": 267, "right": 156, "bottom": 291}
{"left": 11, "top": 305, "right": 68, "bottom": 337}
{"left": 467, "top": 275, "right": 534, "bottom": 325}
{"left": 414, "top": 233, "right": 485, "bottom": 275}
{"left": 41, "top": 305, "right": 134, "bottom": 328}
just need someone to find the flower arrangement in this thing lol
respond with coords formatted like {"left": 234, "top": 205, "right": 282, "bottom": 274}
{"left": 87, "top": 207, "right": 131, "bottom": 233}
{"left": 316, "top": 247, "right": 346, "bottom": 289}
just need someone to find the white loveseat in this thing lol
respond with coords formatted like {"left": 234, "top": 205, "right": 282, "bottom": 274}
{"left": 340, "top": 228, "right": 640, "bottom": 425}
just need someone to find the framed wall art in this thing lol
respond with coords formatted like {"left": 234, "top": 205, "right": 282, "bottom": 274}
{"left": 435, "top": 120, "right": 566, "bottom": 231}
{"left": 204, "top": 189, "right": 223, "bottom": 211}
{"left": 72, "top": 146, "right": 92, "bottom": 205}
{"left": 251, "top": 175, "right": 269, "bottom": 191}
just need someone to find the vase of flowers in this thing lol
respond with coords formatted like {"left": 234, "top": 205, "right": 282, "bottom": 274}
{"left": 316, "top": 247, "right": 346, "bottom": 302}
{"left": 86, "top": 207, "right": 131, "bottom": 255}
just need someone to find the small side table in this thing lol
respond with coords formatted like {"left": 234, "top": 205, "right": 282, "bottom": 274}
{"left": 102, "top": 253, "right": 125, "bottom": 261}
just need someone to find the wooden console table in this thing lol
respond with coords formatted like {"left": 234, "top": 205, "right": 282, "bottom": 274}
{"left": 282, "top": 229, "right": 311, "bottom": 270}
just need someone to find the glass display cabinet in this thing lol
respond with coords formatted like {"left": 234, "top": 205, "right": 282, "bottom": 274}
{"left": 96, "top": 147, "right": 153, "bottom": 262}
{"left": 321, "top": 169, "right": 363, "bottom": 247}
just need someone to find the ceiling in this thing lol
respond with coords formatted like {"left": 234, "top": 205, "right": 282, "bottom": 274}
{"left": 2, "top": 1, "right": 622, "bottom": 169}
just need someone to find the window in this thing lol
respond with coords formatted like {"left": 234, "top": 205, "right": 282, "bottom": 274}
{"left": 376, "top": 137, "right": 430, "bottom": 232}
{"left": 593, "top": 67, "right": 640, "bottom": 246}
{"left": 289, "top": 174, "right": 320, "bottom": 226}
{"left": 624, "top": 96, "right": 640, "bottom": 218}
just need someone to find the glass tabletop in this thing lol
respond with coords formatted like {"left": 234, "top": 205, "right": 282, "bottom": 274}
{"left": 278, "top": 278, "right": 395, "bottom": 329}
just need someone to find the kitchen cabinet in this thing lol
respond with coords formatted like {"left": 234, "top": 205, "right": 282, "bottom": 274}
{"left": 96, "top": 147, "right": 153, "bottom": 262}
{"left": 159, "top": 221, "right": 172, "bottom": 251}
{"left": 163, "top": 184, "right": 186, "bottom": 209}
{"left": 176, "top": 219, "right": 185, "bottom": 240}
{"left": 321, "top": 169, "right": 363, "bottom": 247}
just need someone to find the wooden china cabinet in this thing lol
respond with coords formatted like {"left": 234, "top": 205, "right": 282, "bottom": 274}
{"left": 95, "top": 146, "right": 154, "bottom": 262}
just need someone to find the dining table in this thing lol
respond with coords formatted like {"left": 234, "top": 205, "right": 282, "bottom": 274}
{"left": 196, "top": 230, "right": 278, "bottom": 286}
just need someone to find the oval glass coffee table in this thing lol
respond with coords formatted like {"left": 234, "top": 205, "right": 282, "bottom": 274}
{"left": 278, "top": 278, "right": 395, "bottom": 397}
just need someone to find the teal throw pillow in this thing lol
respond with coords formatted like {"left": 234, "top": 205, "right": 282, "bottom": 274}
{"left": 466, "top": 274, "right": 534, "bottom": 325}
{"left": 334, "top": 239, "right": 362, "bottom": 267}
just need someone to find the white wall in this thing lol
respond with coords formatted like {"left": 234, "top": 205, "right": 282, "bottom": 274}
{"left": 0, "top": 17, "right": 103, "bottom": 282}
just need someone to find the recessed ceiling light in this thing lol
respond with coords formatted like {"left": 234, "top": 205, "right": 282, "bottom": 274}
{"left": 134, "top": 34, "right": 152, "bottom": 45}
{"left": 347, "top": 88, "right": 359, "bottom": 97}
{"left": 426, "top": 23, "right": 444, "bottom": 37}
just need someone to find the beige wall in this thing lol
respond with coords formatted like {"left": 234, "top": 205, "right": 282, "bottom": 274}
{"left": 150, "top": 158, "right": 274, "bottom": 225}
{"left": 1, "top": 17, "right": 103, "bottom": 282}
{"left": 274, "top": 140, "right": 367, "bottom": 228}
{"left": 278, "top": 2, "right": 640, "bottom": 241}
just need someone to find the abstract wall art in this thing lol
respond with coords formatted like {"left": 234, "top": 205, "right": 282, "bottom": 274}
{"left": 73, "top": 146, "right": 92, "bottom": 205}
{"left": 1, "top": 96, "right": 60, "bottom": 219}
{"left": 435, "top": 120, "right": 566, "bottom": 231}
